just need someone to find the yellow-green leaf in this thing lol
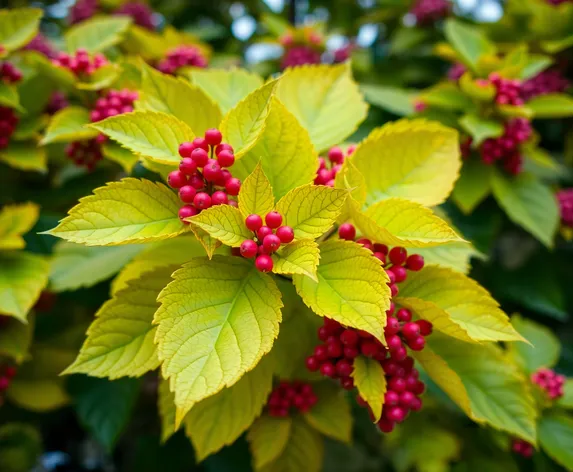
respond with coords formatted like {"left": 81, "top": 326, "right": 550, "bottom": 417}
{"left": 189, "top": 68, "right": 264, "bottom": 114}
{"left": 155, "top": 256, "right": 283, "bottom": 418}
{"left": 293, "top": 240, "right": 391, "bottom": 343}
{"left": 40, "top": 106, "right": 98, "bottom": 145}
{"left": 276, "top": 63, "right": 368, "bottom": 152}
{"left": 444, "top": 18, "right": 497, "bottom": 71}
{"left": 414, "top": 241, "right": 483, "bottom": 274}
{"left": 7, "top": 379, "right": 69, "bottom": 412}
{"left": 334, "top": 158, "right": 367, "bottom": 211}
{"left": 0, "top": 82, "right": 21, "bottom": 111}
{"left": 527, "top": 93, "right": 573, "bottom": 118}
{"left": 63, "top": 266, "right": 175, "bottom": 379}
{"left": 350, "top": 119, "right": 460, "bottom": 207}
{"left": 238, "top": 162, "right": 275, "bottom": 218}
{"left": 0, "top": 252, "right": 49, "bottom": 322}
{"left": 276, "top": 185, "right": 347, "bottom": 240}
{"left": 232, "top": 98, "right": 318, "bottom": 201}
{"left": 158, "top": 378, "right": 178, "bottom": 442}
{"left": 183, "top": 355, "right": 274, "bottom": 461}
{"left": 189, "top": 205, "right": 252, "bottom": 247}
{"left": 50, "top": 242, "right": 144, "bottom": 292}
{"left": 451, "top": 159, "right": 493, "bottom": 214}
{"left": 0, "top": 8, "right": 42, "bottom": 52}
{"left": 0, "top": 203, "right": 39, "bottom": 250}
{"left": 76, "top": 63, "right": 120, "bottom": 91}
{"left": 65, "top": 16, "right": 132, "bottom": 53}
{"left": 45, "top": 178, "right": 186, "bottom": 246}
{"left": 272, "top": 240, "right": 320, "bottom": 281}
{"left": 352, "top": 356, "right": 386, "bottom": 422}
{"left": 188, "top": 225, "right": 222, "bottom": 259}
{"left": 90, "top": 111, "right": 195, "bottom": 165}
{"left": 557, "top": 379, "right": 573, "bottom": 409}
{"left": 0, "top": 141, "right": 47, "bottom": 172}
{"left": 220, "top": 79, "right": 277, "bottom": 158}
{"left": 398, "top": 265, "right": 523, "bottom": 342}
{"left": 351, "top": 198, "right": 465, "bottom": 248}
{"left": 248, "top": 415, "right": 292, "bottom": 470}
{"left": 0, "top": 315, "right": 33, "bottom": 363}
{"left": 102, "top": 141, "right": 139, "bottom": 172}
{"left": 138, "top": 63, "right": 222, "bottom": 136}
{"left": 539, "top": 413, "right": 573, "bottom": 471}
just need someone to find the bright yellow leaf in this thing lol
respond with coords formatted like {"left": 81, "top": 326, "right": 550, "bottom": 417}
{"left": 188, "top": 205, "right": 252, "bottom": 247}
{"left": 272, "top": 240, "right": 320, "bottom": 281}
{"left": 238, "top": 162, "right": 275, "bottom": 218}
{"left": 352, "top": 356, "right": 386, "bottom": 422}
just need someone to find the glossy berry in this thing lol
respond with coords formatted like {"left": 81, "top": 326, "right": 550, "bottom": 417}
{"left": 204, "top": 128, "right": 222, "bottom": 146}
{"left": 389, "top": 247, "right": 408, "bottom": 266}
{"left": 178, "top": 205, "right": 197, "bottom": 222}
{"left": 179, "top": 142, "right": 194, "bottom": 158}
{"left": 225, "top": 178, "right": 241, "bottom": 196}
{"left": 406, "top": 254, "right": 425, "bottom": 271}
{"left": 211, "top": 191, "right": 228, "bottom": 206}
{"left": 402, "top": 322, "right": 421, "bottom": 339}
{"left": 338, "top": 223, "right": 356, "bottom": 241}
{"left": 257, "top": 226, "right": 273, "bottom": 241}
{"left": 416, "top": 320, "right": 433, "bottom": 336}
{"left": 246, "top": 214, "right": 263, "bottom": 231}
{"left": 217, "top": 150, "right": 235, "bottom": 168}
{"left": 203, "top": 159, "right": 222, "bottom": 182}
{"left": 168, "top": 171, "right": 188, "bottom": 189}
{"left": 263, "top": 234, "right": 281, "bottom": 253}
{"left": 156, "top": 45, "right": 208, "bottom": 75}
{"left": 274, "top": 226, "right": 293, "bottom": 244}
{"left": 193, "top": 192, "right": 212, "bottom": 210}
{"left": 191, "top": 148, "right": 209, "bottom": 167}
{"left": 265, "top": 211, "right": 283, "bottom": 229}
{"left": 396, "top": 308, "right": 412, "bottom": 322}
{"left": 179, "top": 186, "right": 197, "bottom": 203}
{"left": 192, "top": 137, "right": 209, "bottom": 152}
{"left": 179, "top": 157, "right": 197, "bottom": 175}
{"left": 305, "top": 356, "right": 320, "bottom": 371}
{"left": 255, "top": 255, "right": 273, "bottom": 273}
{"left": 240, "top": 240, "right": 258, "bottom": 258}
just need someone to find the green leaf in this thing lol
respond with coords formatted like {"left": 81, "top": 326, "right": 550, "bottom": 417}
{"left": 0, "top": 423, "right": 42, "bottom": 472}
{"left": 507, "top": 314, "right": 560, "bottom": 373}
{"left": 65, "top": 16, "right": 132, "bottom": 53}
{"left": 421, "top": 83, "right": 475, "bottom": 111}
{"left": 248, "top": 415, "right": 292, "bottom": 470}
{"left": 0, "top": 316, "right": 33, "bottom": 363}
{"left": 188, "top": 226, "right": 221, "bottom": 260}
{"left": 232, "top": 97, "right": 318, "bottom": 201}
{"left": 352, "top": 356, "right": 386, "bottom": 422}
{"left": 350, "top": 119, "right": 460, "bottom": 207}
{"left": 276, "top": 63, "right": 368, "bottom": 152}
{"left": 63, "top": 266, "right": 174, "bottom": 379}
{"left": 303, "top": 382, "right": 352, "bottom": 443}
{"left": 238, "top": 163, "right": 275, "bottom": 218}
{"left": 352, "top": 198, "right": 465, "bottom": 248}
{"left": 293, "top": 240, "right": 391, "bottom": 343}
{"left": 90, "top": 111, "right": 195, "bottom": 165}
{"left": 155, "top": 256, "right": 283, "bottom": 419}
{"left": 272, "top": 240, "right": 320, "bottom": 281}
{"left": 275, "top": 185, "right": 347, "bottom": 240}
{"left": 538, "top": 413, "right": 573, "bottom": 470}
{"left": 491, "top": 170, "right": 559, "bottom": 248}
{"left": 45, "top": 178, "right": 186, "bottom": 246}
{"left": 360, "top": 84, "right": 415, "bottom": 116}
{"left": 520, "top": 54, "right": 553, "bottom": 80}
{"left": 260, "top": 13, "right": 290, "bottom": 36}
{"left": 220, "top": 79, "right": 277, "bottom": 158}
{"left": 444, "top": 19, "right": 497, "bottom": 71}
{"left": 0, "top": 8, "right": 42, "bottom": 52}
{"left": 183, "top": 355, "right": 274, "bottom": 461}
{"left": 0, "top": 141, "right": 47, "bottom": 172}
{"left": 189, "top": 205, "right": 252, "bottom": 247}
{"left": 0, "top": 203, "right": 39, "bottom": 250}
{"left": 557, "top": 379, "right": 573, "bottom": 409}
{"left": 7, "top": 379, "right": 69, "bottom": 413}
{"left": 138, "top": 63, "right": 222, "bottom": 136}
{"left": 102, "top": 141, "right": 139, "bottom": 172}
{"left": 0, "top": 82, "right": 21, "bottom": 111}
{"left": 189, "top": 68, "right": 264, "bottom": 115}
{"left": 0, "top": 252, "right": 49, "bottom": 322}
{"left": 452, "top": 159, "right": 493, "bottom": 214}
{"left": 527, "top": 93, "right": 573, "bottom": 118}
{"left": 397, "top": 265, "right": 523, "bottom": 342}
{"left": 414, "top": 241, "right": 483, "bottom": 275}
{"left": 157, "top": 378, "right": 177, "bottom": 442}
{"left": 76, "top": 63, "right": 120, "bottom": 91}
{"left": 459, "top": 114, "right": 504, "bottom": 146}
{"left": 69, "top": 376, "right": 140, "bottom": 452}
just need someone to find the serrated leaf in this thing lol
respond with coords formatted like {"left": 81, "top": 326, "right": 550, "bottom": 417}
{"left": 63, "top": 266, "right": 175, "bottom": 379}
{"left": 188, "top": 225, "right": 221, "bottom": 259}
{"left": 232, "top": 97, "right": 318, "bottom": 201}
{"left": 444, "top": 19, "right": 497, "bottom": 71}
{"left": 414, "top": 241, "right": 483, "bottom": 274}
{"left": 46, "top": 178, "right": 186, "bottom": 246}
{"left": 220, "top": 79, "right": 277, "bottom": 158}
{"left": 527, "top": 93, "right": 573, "bottom": 118}
{"left": 50, "top": 242, "right": 144, "bottom": 292}
{"left": 102, "top": 141, "right": 139, "bottom": 172}
{"left": 459, "top": 114, "right": 504, "bottom": 146}
{"left": 65, "top": 16, "right": 132, "bottom": 53}
{"left": 352, "top": 198, "right": 464, "bottom": 248}
{"left": 507, "top": 314, "right": 560, "bottom": 373}
{"left": 539, "top": 413, "right": 573, "bottom": 469}
{"left": 138, "top": 64, "right": 222, "bottom": 136}
{"left": 276, "top": 63, "right": 368, "bottom": 152}
{"left": 0, "top": 8, "right": 42, "bottom": 52}
{"left": 452, "top": 159, "right": 493, "bottom": 214}
{"left": 0, "top": 252, "right": 49, "bottom": 322}
{"left": 238, "top": 163, "right": 275, "bottom": 218}
{"left": 158, "top": 378, "right": 178, "bottom": 442}
{"left": 272, "top": 240, "right": 320, "bottom": 281}
{"left": 491, "top": 170, "right": 559, "bottom": 248}
{"left": 0, "top": 315, "right": 33, "bottom": 363}
{"left": 248, "top": 415, "right": 292, "bottom": 470}
{"left": 0, "top": 141, "right": 47, "bottom": 172}
{"left": 189, "top": 68, "right": 264, "bottom": 114}
{"left": 90, "top": 111, "right": 195, "bottom": 165}
{"left": 293, "top": 240, "right": 390, "bottom": 343}
{"left": 352, "top": 356, "right": 386, "bottom": 422}
{"left": 189, "top": 205, "right": 252, "bottom": 247}
{"left": 398, "top": 265, "right": 523, "bottom": 342}
{"left": 275, "top": 185, "right": 347, "bottom": 240}
{"left": 361, "top": 84, "right": 416, "bottom": 116}
{"left": 334, "top": 158, "right": 367, "bottom": 211}
{"left": 350, "top": 119, "right": 460, "bottom": 207}
{"left": 303, "top": 382, "right": 352, "bottom": 443}
{"left": 0, "top": 203, "right": 39, "bottom": 250}
{"left": 183, "top": 355, "right": 274, "bottom": 461}
{"left": 557, "top": 379, "right": 573, "bottom": 409}
{"left": 155, "top": 256, "right": 283, "bottom": 418}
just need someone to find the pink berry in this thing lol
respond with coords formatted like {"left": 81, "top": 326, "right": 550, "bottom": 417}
{"left": 191, "top": 148, "right": 209, "bottom": 167}
{"left": 385, "top": 391, "right": 400, "bottom": 406}
{"left": 265, "top": 211, "right": 283, "bottom": 229}
{"left": 168, "top": 170, "right": 187, "bottom": 189}
{"left": 328, "top": 147, "right": 344, "bottom": 164}
{"left": 192, "top": 137, "right": 209, "bottom": 151}
{"left": 246, "top": 214, "right": 263, "bottom": 232}
{"left": 416, "top": 320, "right": 433, "bottom": 336}
{"left": 388, "top": 377, "right": 407, "bottom": 393}
{"left": 402, "top": 322, "right": 421, "bottom": 339}
{"left": 263, "top": 234, "right": 282, "bottom": 253}
{"left": 338, "top": 223, "right": 356, "bottom": 240}
{"left": 203, "top": 159, "right": 222, "bottom": 182}
{"left": 179, "top": 185, "right": 197, "bottom": 203}
{"left": 189, "top": 174, "right": 205, "bottom": 190}
{"left": 276, "top": 226, "right": 294, "bottom": 244}
{"left": 406, "top": 254, "right": 425, "bottom": 271}
{"left": 389, "top": 247, "right": 408, "bottom": 266}
{"left": 217, "top": 150, "right": 235, "bottom": 168}
{"left": 204, "top": 128, "right": 222, "bottom": 146}
{"left": 178, "top": 204, "right": 198, "bottom": 222}
{"left": 390, "top": 284, "right": 399, "bottom": 297}
{"left": 179, "top": 157, "right": 197, "bottom": 175}
{"left": 408, "top": 335, "right": 426, "bottom": 351}
{"left": 385, "top": 317, "right": 400, "bottom": 335}
{"left": 257, "top": 226, "right": 273, "bottom": 241}
{"left": 240, "top": 239, "right": 258, "bottom": 258}
{"left": 356, "top": 238, "right": 373, "bottom": 250}
{"left": 193, "top": 192, "right": 212, "bottom": 210}
{"left": 229, "top": 200, "right": 238, "bottom": 207}
{"left": 215, "top": 143, "right": 234, "bottom": 155}
{"left": 211, "top": 191, "right": 228, "bottom": 205}
{"left": 178, "top": 142, "right": 194, "bottom": 157}
{"left": 255, "top": 254, "right": 273, "bottom": 273}
{"left": 225, "top": 178, "right": 241, "bottom": 196}
{"left": 392, "top": 266, "right": 408, "bottom": 283}
{"left": 396, "top": 309, "right": 412, "bottom": 322}
{"left": 386, "top": 406, "right": 407, "bottom": 423}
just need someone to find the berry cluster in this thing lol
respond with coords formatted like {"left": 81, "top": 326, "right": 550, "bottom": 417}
{"left": 522, "top": 69, "right": 570, "bottom": 100}
{"left": 156, "top": 45, "right": 208, "bottom": 75}
{"left": 490, "top": 73, "right": 525, "bottom": 106}
{"left": 546, "top": 0, "right": 573, "bottom": 5}
{"left": 413, "top": 100, "right": 428, "bottom": 113}
{"left": 114, "top": 2, "right": 155, "bottom": 30}
{"left": 68, "top": 0, "right": 98, "bottom": 24}
{"left": 0, "top": 363, "right": 17, "bottom": 394}
{"left": 557, "top": 189, "right": 573, "bottom": 228}
{"left": 0, "top": 106, "right": 19, "bottom": 150}
{"left": 168, "top": 129, "right": 241, "bottom": 221}
{"left": 480, "top": 118, "right": 532, "bottom": 175}
{"left": 333, "top": 44, "right": 353, "bottom": 64}
{"left": 315, "top": 146, "right": 356, "bottom": 187}
{"left": 52, "top": 49, "right": 108, "bottom": 78}
{"left": 410, "top": 0, "right": 452, "bottom": 26}
{"left": 447, "top": 63, "right": 467, "bottom": 82}
{"left": 23, "top": 33, "right": 56, "bottom": 58}
{"left": 267, "top": 381, "right": 318, "bottom": 417}
{"left": 0, "top": 62, "right": 23, "bottom": 84}
{"left": 65, "top": 139, "right": 103, "bottom": 170}
{"left": 512, "top": 439, "right": 534, "bottom": 458}
{"left": 46, "top": 92, "right": 69, "bottom": 115}
{"left": 280, "top": 46, "right": 322, "bottom": 70}
{"left": 238, "top": 212, "right": 294, "bottom": 273}
{"left": 531, "top": 368, "right": 566, "bottom": 400}
{"left": 90, "top": 88, "right": 138, "bottom": 126}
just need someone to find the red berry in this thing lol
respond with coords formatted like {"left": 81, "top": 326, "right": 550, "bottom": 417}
{"left": 396, "top": 308, "right": 412, "bottom": 322}
{"left": 191, "top": 148, "right": 209, "bottom": 167}
{"left": 327, "top": 341, "right": 343, "bottom": 358}
{"left": 257, "top": 226, "right": 273, "bottom": 240}
{"left": 306, "top": 356, "right": 320, "bottom": 371}
{"left": 317, "top": 326, "right": 329, "bottom": 341}
{"left": 263, "top": 234, "right": 281, "bottom": 253}
{"left": 225, "top": 178, "right": 241, "bottom": 196}
{"left": 0, "top": 377, "right": 10, "bottom": 391}
{"left": 192, "top": 137, "right": 209, "bottom": 151}
{"left": 391, "top": 346, "right": 408, "bottom": 361}
{"left": 399, "top": 391, "right": 416, "bottom": 407}
{"left": 338, "top": 223, "right": 356, "bottom": 240}
{"left": 356, "top": 238, "right": 373, "bottom": 250}
{"left": 386, "top": 270, "right": 396, "bottom": 284}
{"left": 406, "top": 254, "right": 425, "bottom": 271}
{"left": 276, "top": 226, "right": 294, "bottom": 244}
{"left": 229, "top": 200, "right": 238, "bottom": 208}
{"left": 382, "top": 360, "right": 399, "bottom": 376}
{"left": 265, "top": 211, "right": 283, "bottom": 229}
{"left": 189, "top": 174, "right": 205, "bottom": 190}
{"left": 240, "top": 239, "right": 258, "bottom": 258}
{"left": 178, "top": 141, "right": 194, "bottom": 157}
{"left": 361, "top": 340, "right": 380, "bottom": 357}
{"left": 168, "top": 170, "right": 187, "bottom": 189}
{"left": 389, "top": 247, "right": 408, "bottom": 266}
{"left": 203, "top": 159, "right": 222, "bottom": 182}
{"left": 314, "top": 345, "right": 329, "bottom": 361}
{"left": 373, "top": 252, "right": 386, "bottom": 264}
{"left": 245, "top": 214, "right": 263, "bottom": 232}
{"left": 255, "top": 255, "right": 273, "bottom": 273}
{"left": 388, "top": 377, "right": 407, "bottom": 393}
{"left": 343, "top": 346, "right": 359, "bottom": 359}
{"left": 340, "top": 329, "right": 359, "bottom": 346}
{"left": 373, "top": 243, "right": 389, "bottom": 254}
{"left": 178, "top": 204, "right": 198, "bottom": 222}
{"left": 4, "top": 366, "right": 17, "bottom": 378}
{"left": 401, "top": 322, "right": 421, "bottom": 339}
{"left": 385, "top": 391, "right": 400, "bottom": 406}
{"left": 211, "top": 191, "right": 228, "bottom": 206}
{"left": 386, "top": 405, "right": 407, "bottom": 423}
{"left": 341, "top": 377, "right": 354, "bottom": 390}
{"left": 320, "top": 361, "right": 336, "bottom": 377}
{"left": 328, "top": 147, "right": 344, "bottom": 164}
{"left": 385, "top": 317, "right": 400, "bottom": 335}
{"left": 179, "top": 157, "right": 197, "bottom": 175}
{"left": 217, "top": 149, "right": 235, "bottom": 168}
{"left": 410, "top": 397, "right": 422, "bottom": 411}
{"left": 377, "top": 418, "right": 395, "bottom": 433}
{"left": 392, "top": 266, "right": 408, "bottom": 283}
{"left": 336, "top": 359, "right": 353, "bottom": 377}
{"left": 204, "top": 128, "right": 223, "bottom": 146}
{"left": 179, "top": 185, "right": 197, "bottom": 203}
{"left": 193, "top": 192, "right": 212, "bottom": 210}
{"left": 408, "top": 335, "right": 426, "bottom": 351}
